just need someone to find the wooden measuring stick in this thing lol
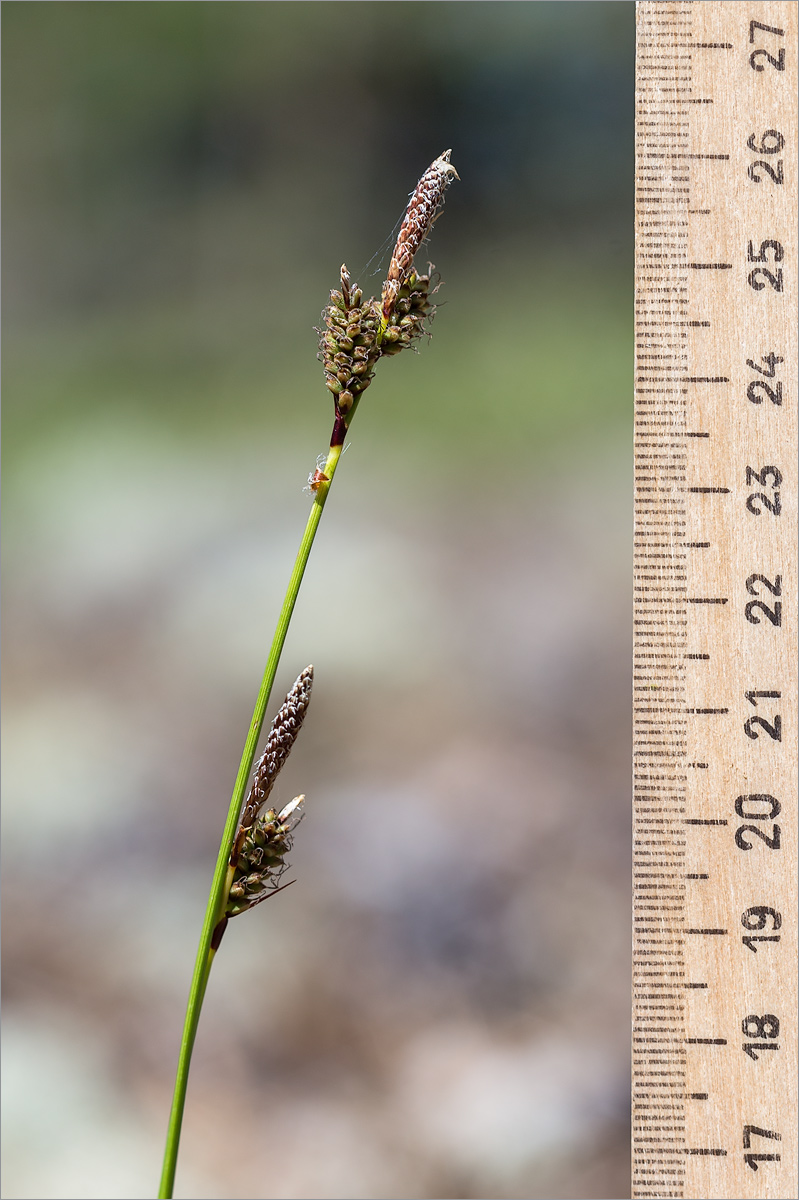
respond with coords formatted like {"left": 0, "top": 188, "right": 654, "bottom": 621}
{"left": 634, "top": 3, "right": 797, "bottom": 1197}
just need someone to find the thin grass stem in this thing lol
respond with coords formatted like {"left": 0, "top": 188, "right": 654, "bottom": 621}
{"left": 158, "top": 443, "right": 342, "bottom": 1199}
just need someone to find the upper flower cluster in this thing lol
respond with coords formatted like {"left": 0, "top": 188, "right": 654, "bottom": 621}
{"left": 317, "top": 150, "right": 457, "bottom": 438}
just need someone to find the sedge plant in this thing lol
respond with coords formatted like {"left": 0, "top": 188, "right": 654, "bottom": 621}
{"left": 159, "top": 149, "right": 459, "bottom": 1198}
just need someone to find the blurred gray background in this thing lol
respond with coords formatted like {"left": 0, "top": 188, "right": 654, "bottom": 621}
{"left": 2, "top": 3, "right": 633, "bottom": 1197}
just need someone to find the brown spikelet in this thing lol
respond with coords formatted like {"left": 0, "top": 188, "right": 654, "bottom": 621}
{"left": 382, "top": 149, "right": 459, "bottom": 323}
{"left": 231, "top": 666, "right": 314, "bottom": 866}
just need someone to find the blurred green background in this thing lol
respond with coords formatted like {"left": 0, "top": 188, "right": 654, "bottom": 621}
{"left": 2, "top": 3, "right": 633, "bottom": 1198}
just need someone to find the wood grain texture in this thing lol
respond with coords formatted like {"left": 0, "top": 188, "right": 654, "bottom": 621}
{"left": 634, "top": 3, "right": 797, "bottom": 1197}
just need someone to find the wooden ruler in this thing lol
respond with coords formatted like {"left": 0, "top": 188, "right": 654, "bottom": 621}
{"left": 633, "top": 3, "right": 797, "bottom": 1197}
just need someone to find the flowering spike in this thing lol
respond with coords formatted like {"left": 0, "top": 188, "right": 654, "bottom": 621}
{"left": 231, "top": 666, "right": 313, "bottom": 870}
{"left": 317, "top": 267, "right": 382, "bottom": 431}
{"left": 381, "top": 150, "right": 459, "bottom": 325}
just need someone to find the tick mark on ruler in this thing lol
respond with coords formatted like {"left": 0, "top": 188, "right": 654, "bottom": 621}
{"left": 689, "top": 486, "right": 729, "bottom": 493}
{"left": 685, "top": 874, "right": 709, "bottom": 880}
{"left": 686, "top": 708, "right": 728, "bottom": 714}
{"left": 688, "top": 262, "right": 731, "bottom": 269}
{"left": 685, "top": 542, "right": 710, "bottom": 547}
{"left": 685, "top": 653, "right": 710, "bottom": 659}
{"left": 684, "top": 819, "right": 726, "bottom": 825}
{"left": 686, "top": 1037, "right": 727, "bottom": 1044}
{"left": 685, "top": 1148, "right": 727, "bottom": 1156}
{"left": 683, "top": 983, "right": 708, "bottom": 989}
{"left": 688, "top": 1092, "right": 709, "bottom": 1100}
{"left": 682, "top": 376, "right": 729, "bottom": 383}
{"left": 686, "top": 929, "right": 727, "bottom": 936}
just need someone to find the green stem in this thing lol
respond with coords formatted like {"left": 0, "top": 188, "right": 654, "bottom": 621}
{"left": 159, "top": 440, "right": 344, "bottom": 1199}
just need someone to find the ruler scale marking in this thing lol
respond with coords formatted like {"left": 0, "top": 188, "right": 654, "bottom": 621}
{"left": 634, "top": 3, "right": 797, "bottom": 1198}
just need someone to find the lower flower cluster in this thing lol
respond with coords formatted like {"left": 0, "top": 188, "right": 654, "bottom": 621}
{"left": 226, "top": 796, "right": 305, "bottom": 917}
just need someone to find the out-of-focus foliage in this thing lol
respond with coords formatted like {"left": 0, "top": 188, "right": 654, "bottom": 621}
{"left": 2, "top": 5, "right": 633, "bottom": 1199}
{"left": 3, "top": 0, "right": 632, "bottom": 460}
